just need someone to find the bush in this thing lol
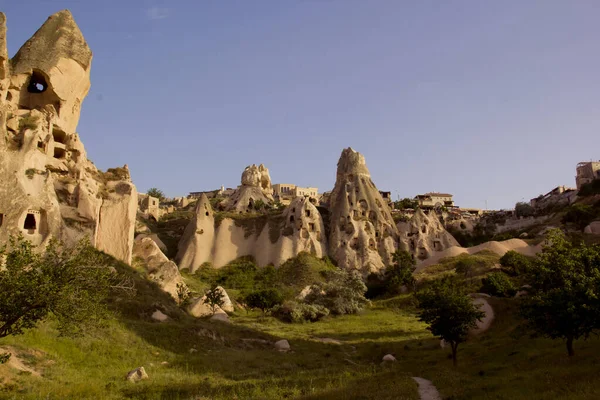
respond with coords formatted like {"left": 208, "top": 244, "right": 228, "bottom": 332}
{"left": 562, "top": 204, "right": 598, "bottom": 231}
{"left": 480, "top": 272, "right": 516, "bottom": 297}
{"left": 367, "top": 250, "right": 416, "bottom": 298}
{"left": 499, "top": 250, "right": 532, "bottom": 276}
{"left": 244, "top": 288, "right": 284, "bottom": 314}
{"left": 578, "top": 180, "right": 600, "bottom": 196}
{"left": 304, "top": 269, "right": 369, "bottom": 315}
{"left": 515, "top": 202, "right": 535, "bottom": 218}
{"left": 273, "top": 301, "right": 330, "bottom": 323}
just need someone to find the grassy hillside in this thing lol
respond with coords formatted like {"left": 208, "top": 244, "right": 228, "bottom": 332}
{"left": 2, "top": 252, "right": 600, "bottom": 399}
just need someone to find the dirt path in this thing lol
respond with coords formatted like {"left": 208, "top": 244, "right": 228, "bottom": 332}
{"left": 412, "top": 377, "right": 441, "bottom": 400}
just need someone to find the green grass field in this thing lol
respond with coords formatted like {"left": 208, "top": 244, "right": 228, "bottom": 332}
{"left": 2, "top": 265, "right": 600, "bottom": 399}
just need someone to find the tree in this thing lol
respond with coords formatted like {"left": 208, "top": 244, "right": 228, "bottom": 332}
{"left": 515, "top": 202, "right": 534, "bottom": 218}
{"left": 394, "top": 198, "right": 418, "bottom": 210}
{"left": 0, "top": 236, "right": 132, "bottom": 339}
{"left": 520, "top": 229, "right": 600, "bottom": 356}
{"left": 305, "top": 269, "right": 369, "bottom": 315}
{"left": 561, "top": 204, "right": 597, "bottom": 231}
{"left": 384, "top": 250, "right": 416, "bottom": 293}
{"left": 203, "top": 286, "right": 225, "bottom": 315}
{"left": 146, "top": 187, "right": 165, "bottom": 201}
{"left": 245, "top": 289, "right": 284, "bottom": 315}
{"left": 416, "top": 278, "right": 485, "bottom": 366}
{"left": 499, "top": 250, "right": 532, "bottom": 276}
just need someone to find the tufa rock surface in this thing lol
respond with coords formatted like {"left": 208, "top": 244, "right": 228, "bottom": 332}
{"left": 177, "top": 194, "right": 327, "bottom": 271}
{"left": 0, "top": 11, "right": 136, "bottom": 263}
{"left": 219, "top": 164, "right": 273, "bottom": 212}
{"left": 133, "top": 235, "right": 188, "bottom": 302}
{"left": 328, "top": 148, "right": 399, "bottom": 274}
{"left": 397, "top": 208, "right": 459, "bottom": 260}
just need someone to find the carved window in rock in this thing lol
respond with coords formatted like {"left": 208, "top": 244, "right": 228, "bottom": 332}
{"left": 305, "top": 209, "right": 310, "bottom": 217}
{"left": 289, "top": 215, "right": 295, "bottom": 223}
{"left": 24, "top": 213, "right": 37, "bottom": 234}
{"left": 54, "top": 147, "right": 66, "bottom": 159}
{"left": 0, "top": 213, "right": 3, "bottom": 227}
{"left": 27, "top": 71, "right": 48, "bottom": 93}
{"left": 309, "top": 223, "right": 315, "bottom": 232}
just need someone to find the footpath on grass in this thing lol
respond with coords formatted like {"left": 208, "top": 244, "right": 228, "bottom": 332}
{"left": 412, "top": 377, "right": 441, "bottom": 400}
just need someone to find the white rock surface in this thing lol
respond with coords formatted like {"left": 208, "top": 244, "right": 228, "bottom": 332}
{"left": 151, "top": 310, "right": 168, "bottom": 322}
{"left": 382, "top": 354, "right": 396, "bottom": 362}
{"left": 126, "top": 367, "right": 148, "bottom": 382}
{"left": 274, "top": 339, "right": 290, "bottom": 352}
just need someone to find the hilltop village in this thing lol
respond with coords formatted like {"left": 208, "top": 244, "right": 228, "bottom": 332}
{"left": 2, "top": 10, "right": 600, "bottom": 400}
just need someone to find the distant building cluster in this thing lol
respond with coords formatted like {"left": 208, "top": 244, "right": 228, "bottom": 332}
{"left": 415, "top": 192, "right": 455, "bottom": 209}
{"left": 273, "top": 184, "right": 319, "bottom": 205}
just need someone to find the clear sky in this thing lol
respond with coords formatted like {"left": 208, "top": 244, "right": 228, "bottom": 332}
{"left": 2, "top": 1, "right": 599, "bottom": 209}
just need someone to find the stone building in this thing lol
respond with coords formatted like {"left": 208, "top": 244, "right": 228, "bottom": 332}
{"left": 575, "top": 161, "right": 600, "bottom": 190}
{"left": 415, "top": 192, "right": 454, "bottom": 208}
{"left": 273, "top": 183, "right": 318, "bottom": 205}
{"left": 530, "top": 185, "right": 576, "bottom": 209}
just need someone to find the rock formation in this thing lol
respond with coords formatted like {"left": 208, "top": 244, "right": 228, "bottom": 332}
{"left": 0, "top": 11, "right": 137, "bottom": 263}
{"left": 177, "top": 195, "right": 327, "bottom": 272}
{"left": 219, "top": 164, "right": 273, "bottom": 212}
{"left": 328, "top": 148, "right": 399, "bottom": 274}
{"left": 397, "top": 209, "right": 459, "bottom": 260}
{"left": 133, "top": 235, "right": 187, "bottom": 301}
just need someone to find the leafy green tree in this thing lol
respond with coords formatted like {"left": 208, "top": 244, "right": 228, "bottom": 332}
{"left": 394, "top": 198, "right": 418, "bottom": 210}
{"left": 499, "top": 250, "right": 532, "bottom": 276}
{"left": 0, "top": 236, "right": 132, "bottom": 339}
{"left": 416, "top": 278, "right": 485, "bottom": 366}
{"left": 515, "top": 202, "right": 535, "bottom": 218}
{"left": 305, "top": 269, "right": 369, "bottom": 315}
{"left": 203, "top": 286, "right": 225, "bottom": 315}
{"left": 245, "top": 288, "right": 284, "bottom": 314}
{"left": 384, "top": 250, "right": 416, "bottom": 293}
{"left": 454, "top": 257, "right": 478, "bottom": 283}
{"left": 480, "top": 272, "right": 516, "bottom": 297}
{"left": 520, "top": 229, "right": 600, "bottom": 356}
{"left": 561, "top": 204, "right": 597, "bottom": 231}
{"left": 146, "top": 187, "right": 165, "bottom": 201}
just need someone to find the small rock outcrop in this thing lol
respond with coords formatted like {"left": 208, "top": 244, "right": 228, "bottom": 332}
{"left": 397, "top": 209, "right": 459, "bottom": 260}
{"left": 219, "top": 164, "right": 273, "bottom": 213}
{"left": 274, "top": 339, "right": 291, "bottom": 352}
{"left": 0, "top": 11, "right": 136, "bottom": 263}
{"left": 328, "top": 148, "right": 399, "bottom": 274}
{"left": 187, "top": 287, "right": 232, "bottom": 317}
{"left": 133, "top": 235, "right": 187, "bottom": 301}
{"left": 126, "top": 367, "right": 148, "bottom": 383}
{"left": 176, "top": 194, "right": 215, "bottom": 271}
{"left": 382, "top": 354, "right": 396, "bottom": 362}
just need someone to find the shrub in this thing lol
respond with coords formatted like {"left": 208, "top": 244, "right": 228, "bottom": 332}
{"left": 0, "top": 236, "right": 133, "bottom": 338}
{"left": 18, "top": 115, "right": 39, "bottom": 131}
{"left": 515, "top": 202, "right": 535, "bottom": 218}
{"left": 273, "top": 301, "right": 330, "bottom": 323}
{"left": 304, "top": 268, "right": 369, "bottom": 315}
{"left": 562, "top": 204, "right": 597, "bottom": 231}
{"left": 578, "top": 180, "right": 600, "bottom": 196}
{"left": 499, "top": 250, "right": 532, "bottom": 276}
{"left": 202, "top": 286, "right": 225, "bottom": 315}
{"left": 480, "top": 272, "right": 516, "bottom": 297}
{"left": 245, "top": 288, "right": 284, "bottom": 314}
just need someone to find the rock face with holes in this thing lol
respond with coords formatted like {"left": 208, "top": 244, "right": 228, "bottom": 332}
{"left": 218, "top": 164, "right": 273, "bottom": 213}
{"left": 397, "top": 208, "right": 459, "bottom": 261}
{"left": 328, "top": 148, "right": 399, "bottom": 274}
{"left": 0, "top": 11, "right": 136, "bottom": 263}
{"left": 176, "top": 194, "right": 327, "bottom": 271}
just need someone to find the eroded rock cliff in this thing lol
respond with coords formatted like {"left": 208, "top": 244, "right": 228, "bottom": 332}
{"left": 0, "top": 11, "right": 136, "bottom": 263}
{"left": 328, "top": 148, "right": 399, "bottom": 274}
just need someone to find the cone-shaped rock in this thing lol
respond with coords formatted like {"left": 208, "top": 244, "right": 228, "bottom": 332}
{"left": 219, "top": 164, "right": 273, "bottom": 212}
{"left": 177, "top": 194, "right": 215, "bottom": 271}
{"left": 328, "top": 148, "right": 398, "bottom": 274}
{"left": 397, "top": 209, "right": 459, "bottom": 260}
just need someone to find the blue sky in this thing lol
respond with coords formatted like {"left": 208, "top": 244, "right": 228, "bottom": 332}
{"left": 2, "top": 1, "right": 599, "bottom": 209}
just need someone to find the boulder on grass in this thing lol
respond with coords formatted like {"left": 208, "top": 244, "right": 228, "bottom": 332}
{"left": 274, "top": 340, "right": 290, "bottom": 352}
{"left": 126, "top": 367, "right": 148, "bottom": 382}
